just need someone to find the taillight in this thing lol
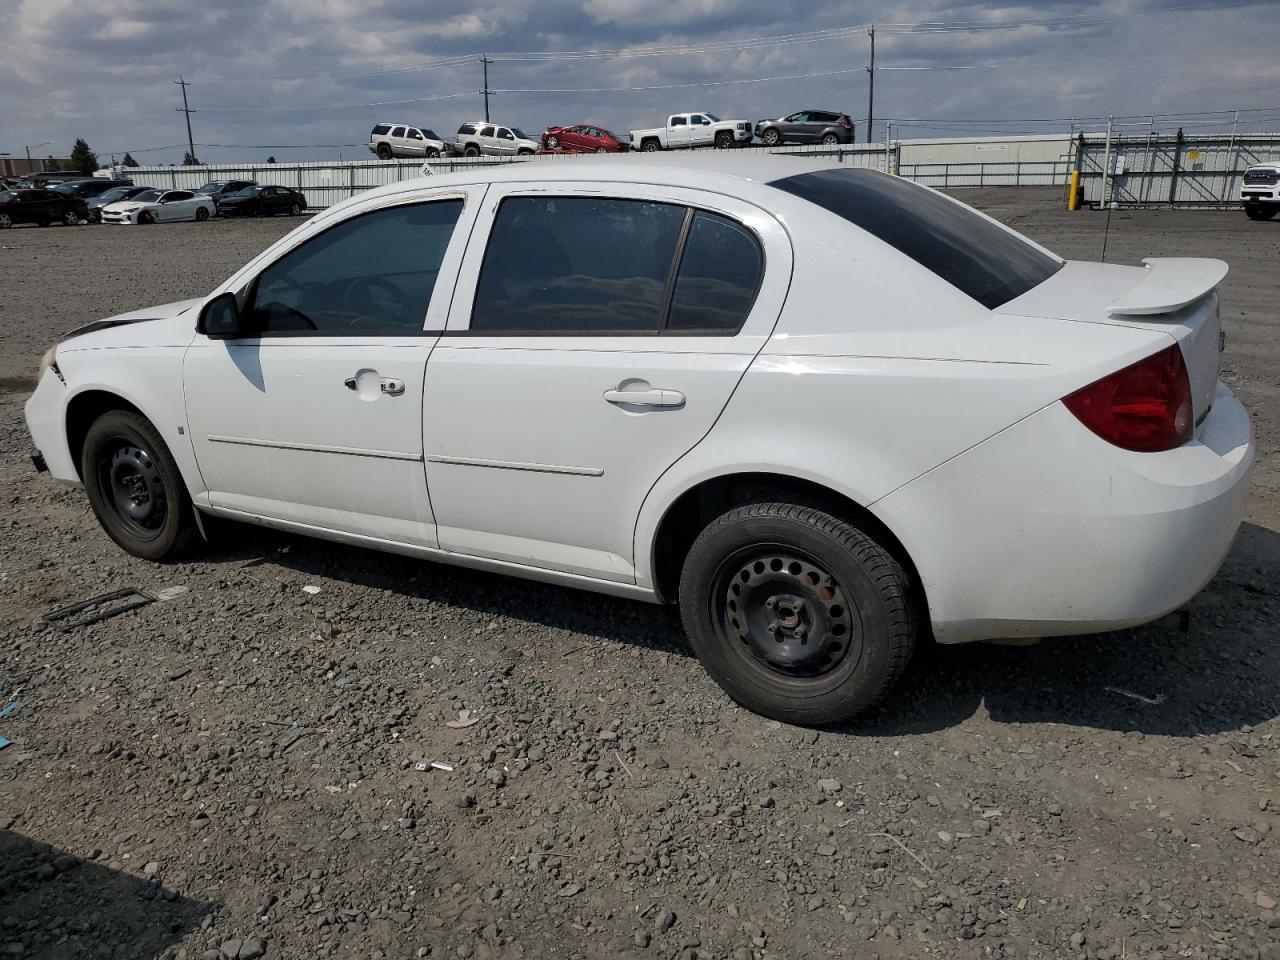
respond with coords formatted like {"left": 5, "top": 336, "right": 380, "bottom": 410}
{"left": 839, "top": 116, "right": 853, "bottom": 128}
{"left": 1062, "top": 344, "right": 1192, "bottom": 452}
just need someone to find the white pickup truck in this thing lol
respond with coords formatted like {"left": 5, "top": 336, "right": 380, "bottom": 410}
{"left": 629, "top": 112, "right": 753, "bottom": 152}
{"left": 1241, "top": 162, "right": 1280, "bottom": 220}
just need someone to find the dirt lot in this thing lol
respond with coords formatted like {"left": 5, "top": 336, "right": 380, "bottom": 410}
{"left": 0, "top": 191, "right": 1277, "bottom": 960}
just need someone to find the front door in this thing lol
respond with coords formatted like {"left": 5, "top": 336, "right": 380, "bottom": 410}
{"left": 422, "top": 184, "right": 791, "bottom": 582}
{"left": 184, "top": 190, "right": 480, "bottom": 546}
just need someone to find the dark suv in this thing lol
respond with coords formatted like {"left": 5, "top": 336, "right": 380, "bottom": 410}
{"left": 51, "top": 178, "right": 134, "bottom": 199}
{"left": 754, "top": 111, "right": 855, "bottom": 146}
{"left": 0, "top": 189, "right": 89, "bottom": 227}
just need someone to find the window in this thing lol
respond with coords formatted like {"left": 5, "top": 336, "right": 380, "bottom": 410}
{"left": 371, "top": 124, "right": 391, "bottom": 136}
{"left": 390, "top": 127, "right": 405, "bottom": 138}
{"left": 458, "top": 123, "right": 477, "bottom": 136}
{"left": 692, "top": 115, "right": 710, "bottom": 125}
{"left": 497, "top": 128, "right": 514, "bottom": 140}
{"left": 471, "top": 197, "right": 686, "bottom": 334}
{"left": 165, "top": 191, "right": 194, "bottom": 202}
{"left": 787, "top": 112, "right": 809, "bottom": 122}
{"left": 247, "top": 200, "right": 464, "bottom": 336}
{"left": 671, "top": 116, "right": 687, "bottom": 127}
{"left": 769, "top": 168, "right": 1062, "bottom": 309}
{"left": 408, "top": 128, "right": 423, "bottom": 140}
{"left": 480, "top": 126, "right": 495, "bottom": 137}
{"left": 668, "top": 212, "right": 763, "bottom": 332}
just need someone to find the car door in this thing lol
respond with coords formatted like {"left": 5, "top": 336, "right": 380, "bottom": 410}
{"left": 159, "top": 190, "right": 194, "bottom": 221}
{"left": 404, "top": 128, "right": 428, "bottom": 157}
{"left": 421, "top": 184, "right": 792, "bottom": 582}
{"left": 259, "top": 187, "right": 281, "bottom": 213}
{"left": 388, "top": 126, "right": 408, "bottom": 155}
{"left": 783, "top": 112, "right": 811, "bottom": 141}
{"left": 183, "top": 189, "right": 482, "bottom": 546}
{"left": 495, "top": 127, "right": 517, "bottom": 155}
{"left": 667, "top": 115, "right": 691, "bottom": 148}
{"left": 689, "top": 115, "right": 714, "bottom": 147}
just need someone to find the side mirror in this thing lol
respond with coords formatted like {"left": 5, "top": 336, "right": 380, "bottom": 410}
{"left": 198, "top": 291, "right": 244, "bottom": 340}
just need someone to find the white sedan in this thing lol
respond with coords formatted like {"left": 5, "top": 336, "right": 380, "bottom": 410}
{"left": 23, "top": 157, "right": 1254, "bottom": 724}
{"left": 100, "top": 188, "right": 215, "bottom": 224}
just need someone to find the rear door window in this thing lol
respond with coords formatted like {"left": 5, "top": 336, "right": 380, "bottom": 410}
{"left": 390, "top": 126, "right": 405, "bottom": 138}
{"left": 667, "top": 212, "right": 763, "bottom": 333}
{"left": 769, "top": 168, "right": 1061, "bottom": 309}
{"left": 471, "top": 196, "right": 686, "bottom": 334}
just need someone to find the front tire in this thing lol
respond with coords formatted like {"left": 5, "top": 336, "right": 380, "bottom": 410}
{"left": 641, "top": 139, "right": 661, "bottom": 153}
{"left": 715, "top": 131, "right": 734, "bottom": 149}
{"left": 195, "top": 207, "right": 209, "bottom": 221}
{"left": 81, "top": 410, "right": 201, "bottom": 561}
{"left": 139, "top": 211, "right": 155, "bottom": 225}
{"left": 1245, "top": 204, "right": 1277, "bottom": 221}
{"left": 62, "top": 209, "right": 80, "bottom": 226}
{"left": 0, "top": 212, "right": 11, "bottom": 228}
{"left": 762, "top": 128, "right": 781, "bottom": 146}
{"left": 679, "top": 501, "right": 917, "bottom": 725}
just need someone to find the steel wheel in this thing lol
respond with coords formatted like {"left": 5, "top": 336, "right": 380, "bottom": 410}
{"left": 98, "top": 441, "right": 168, "bottom": 541}
{"left": 716, "top": 549, "right": 858, "bottom": 679}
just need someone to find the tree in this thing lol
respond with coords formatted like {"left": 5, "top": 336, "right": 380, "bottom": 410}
{"left": 182, "top": 151, "right": 200, "bottom": 166}
{"left": 120, "top": 152, "right": 139, "bottom": 167}
{"left": 69, "top": 138, "right": 98, "bottom": 175}
{"left": 267, "top": 156, "right": 277, "bottom": 164}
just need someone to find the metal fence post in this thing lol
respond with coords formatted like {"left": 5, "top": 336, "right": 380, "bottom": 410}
{"left": 1101, "top": 116, "right": 1114, "bottom": 206}
{"left": 1168, "top": 127, "right": 1184, "bottom": 206}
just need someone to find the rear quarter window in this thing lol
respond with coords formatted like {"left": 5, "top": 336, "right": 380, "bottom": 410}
{"left": 371, "top": 124, "right": 392, "bottom": 136}
{"left": 769, "top": 168, "right": 1061, "bottom": 309}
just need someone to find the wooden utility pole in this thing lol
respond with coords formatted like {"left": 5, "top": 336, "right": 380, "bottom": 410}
{"left": 481, "top": 55, "right": 492, "bottom": 122}
{"left": 174, "top": 76, "right": 196, "bottom": 163}
{"left": 866, "top": 27, "right": 876, "bottom": 144}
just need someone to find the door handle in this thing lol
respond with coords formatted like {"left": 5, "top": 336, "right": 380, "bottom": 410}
{"left": 345, "top": 374, "right": 405, "bottom": 396}
{"left": 602, "top": 387, "right": 685, "bottom": 408}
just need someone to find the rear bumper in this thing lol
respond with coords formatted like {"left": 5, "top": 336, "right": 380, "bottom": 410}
{"left": 874, "top": 383, "right": 1254, "bottom": 644}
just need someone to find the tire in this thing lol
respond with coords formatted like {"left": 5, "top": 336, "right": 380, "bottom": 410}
{"left": 821, "top": 133, "right": 839, "bottom": 145}
{"left": 426, "top": 147, "right": 440, "bottom": 159}
{"left": 1245, "top": 204, "right": 1276, "bottom": 221}
{"left": 641, "top": 139, "right": 661, "bottom": 153}
{"left": 679, "top": 501, "right": 917, "bottom": 725}
{"left": 139, "top": 211, "right": 154, "bottom": 225}
{"left": 290, "top": 202, "right": 302, "bottom": 216}
{"left": 195, "top": 207, "right": 209, "bottom": 221}
{"left": 0, "top": 212, "right": 11, "bottom": 228}
{"left": 517, "top": 148, "right": 534, "bottom": 156}
{"left": 762, "top": 128, "right": 781, "bottom": 147}
{"left": 376, "top": 143, "right": 393, "bottom": 160}
{"left": 62, "top": 209, "right": 80, "bottom": 226}
{"left": 715, "top": 131, "right": 734, "bottom": 149}
{"left": 464, "top": 144, "right": 480, "bottom": 157}
{"left": 546, "top": 135, "right": 560, "bottom": 149}
{"left": 596, "top": 147, "right": 608, "bottom": 154}
{"left": 81, "top": 410, "right": 202, "bottom": 562}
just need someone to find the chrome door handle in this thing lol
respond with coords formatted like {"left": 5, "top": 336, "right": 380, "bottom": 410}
{"left": 345, "top": 374, "right": 405, "bottom": 396}
{"left": 602, "top": 387, "right": 685, "bottom": 408}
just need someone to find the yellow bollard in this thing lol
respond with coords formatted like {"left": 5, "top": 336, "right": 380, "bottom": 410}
{"left": 1067, "top": 170, "right": 1081, "bottom": 211}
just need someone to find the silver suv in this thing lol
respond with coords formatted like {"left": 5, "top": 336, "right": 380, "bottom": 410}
{"left": 369, "top": 123, "right": 452, "bottom": 160}
{"left": 455, "top": 122, "right": 538, "bottom": 157}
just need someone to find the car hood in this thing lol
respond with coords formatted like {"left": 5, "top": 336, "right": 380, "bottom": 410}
{"left": 59, "top": 298, "right": 204, "bottom": 349}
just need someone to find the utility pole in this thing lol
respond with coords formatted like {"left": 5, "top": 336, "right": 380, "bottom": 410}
{"left": 480, "top": 55, "right": 492, "bottom": 122}
{"left": 865, "top": 26, "right": 875, "bottom": 144}
{"left": 174, "top": 76, "right": 196, "bottom": 164}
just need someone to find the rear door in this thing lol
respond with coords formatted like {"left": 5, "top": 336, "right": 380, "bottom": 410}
{"left": 667, "top": 115, "right": 691, "bottom": 148}
{"left": 422, "top": 184, "right": 792, "bottom": 582}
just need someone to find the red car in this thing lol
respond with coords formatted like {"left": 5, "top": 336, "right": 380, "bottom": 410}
{"left": 540, "top": 124, "right": 627, "bottom": 154}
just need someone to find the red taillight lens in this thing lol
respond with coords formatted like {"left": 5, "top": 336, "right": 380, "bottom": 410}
{"left": 839, "top": 116, "right": 853, "bottom": 128}
{"left": 1062, "top": 344, "right": 1193, "bottom": 452}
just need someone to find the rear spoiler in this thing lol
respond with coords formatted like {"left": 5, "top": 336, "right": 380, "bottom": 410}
{"left": 1107, "top": 258, "right": 1228, "bottom": 316}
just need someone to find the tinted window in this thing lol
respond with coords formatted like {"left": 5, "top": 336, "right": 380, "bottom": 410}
{"left": 480, "top": 126, "right": 495, "bottom": 137}
{"left": 408, "top": 128, "right": 423, "bottom": 139}
{"left": 166, "top": 191, "right": 194, "bottom": 201}
{"left": 249, "top": 200, "right": 463, "bottom": 336}
{"left": 472, "top": 197, "right": 685, "bottom": 334}
{"left": 390, "top": 126, "right": 405, "bottom": 138}
{"left": 769, "top": 168, "right": 1061, "bottom": 309}
{"left": 458, "top": 123, "right": 476, "bottom": 135}
{"left": 423, "top": 129, "right": 439, "bottom": 140}
{"left": 497, "top": 128, "right": 513, "bottom": 140}
{"left": 131, "top": 190, "right": 161, "bottom": 203}
{"left": 668, "top": 212, "right": 763, "bottom": 332}
{"left": 671, "top": 116, "right": 687, "bottom": 127}
{"left": 371, "top": 124, "right": 391, "bottom": 135}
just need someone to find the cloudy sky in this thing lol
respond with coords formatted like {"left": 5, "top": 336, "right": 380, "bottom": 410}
{"left": 2, "top": 0, "right": 1278, "bottom": 166}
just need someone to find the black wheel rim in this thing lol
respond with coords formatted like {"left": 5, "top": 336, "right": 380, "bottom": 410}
{"left": 98, "top": 440, "right": 167, "bottom": 538}
{"left": 714, "top": 547, "right": 859, "bottom": 679}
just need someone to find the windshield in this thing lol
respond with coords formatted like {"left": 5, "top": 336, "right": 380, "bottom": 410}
{"left": 129, "top": 189, "right": 161, "bottom": 204}
{"left": 51, "top": 182, "right": 82, "bottom": 194}
{"left": 511, "top": 128, "right": 528, "bottom": 140}
{"left": 769, "top": 168, "right": 1062, "bottom": 310}
{"left": 97, "top": 187, "right": 131, "bottom": 202}
{"left": 422, "top": 129, "right": 439, "bottom": 140}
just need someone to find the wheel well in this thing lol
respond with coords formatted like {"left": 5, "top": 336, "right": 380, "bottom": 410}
{"left": 649, "top": 472, "right": 924, "bottom": 608}
{"left": 65, "top": 391, "right": 144, "bottom": 480}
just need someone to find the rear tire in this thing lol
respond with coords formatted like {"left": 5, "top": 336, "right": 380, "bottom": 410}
{"left": 81, "top": 410, "right": 202, "bottom": 562}
{"left": 1245, "top": 204, "right": 1277, "bottom": 221}
{"left": 821, "top": 133, "right": 839, "bottom": 145}
{"left": 290, "top": 202, "right": 302, "bottom": 216}
{"left": 464, "top": 144, "right": 480, "bottom": 157}
{"left": 376, "top": 143, "right": 393, "bottom": 160}
{"left": 679, "top": 501, "right": 917, "bottom": 725}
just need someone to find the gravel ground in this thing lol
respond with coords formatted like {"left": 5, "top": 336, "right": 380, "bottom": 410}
{"left": 0, "top": 190, "right": 1277, "bottom": 960}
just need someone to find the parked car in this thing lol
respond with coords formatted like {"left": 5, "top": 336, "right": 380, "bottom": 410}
{"left": 27, "top": 171, "right": 93, "bottom": 189}
{"left": 195, "top": 180, "right": 257, "bottom": 209}
{"left": 51, "top": 178, "right": 134, "bottom": 199}
{"left": 369, "top": 123, "right": 452, "bottom": 160}
{"left": 456, "top": 122, "right": 538, "bottom": 157}
{"left": 100, "top": 188, "right": 215, "bottom": 224}
{"left": 86, "top": 185, "right": 152, "bottom": 223}
{"left": 1240, "top": 162, "right": 1280, "bottom": 220}
{"left": 217, "top": 185, "right": 308, "bottom": 218}
{"left": 541, "top": 124, "right": 627, "bottom": 154}
{"left": 754, "top": 110, "right": 855, "bottom": 146}
{"left": 22, "top": 157, "right": 1253, "bottom": 725}
{"left": 0, "top": 188, "right": 88, "bottom": 227}
{"left": 630, "top": 112, "right": 753, "bottom": 151}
